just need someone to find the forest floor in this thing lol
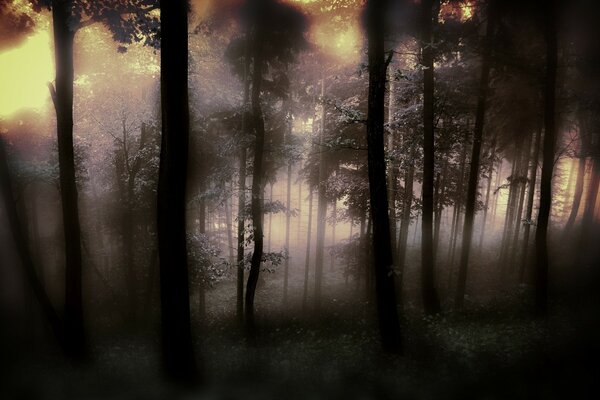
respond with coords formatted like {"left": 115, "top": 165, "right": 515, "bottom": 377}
{"left": 2, "top": 250, "right": 599, "bottom": 399}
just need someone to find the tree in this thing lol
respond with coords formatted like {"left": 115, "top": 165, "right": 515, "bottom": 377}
{"left": 31, "top": 0, "right": 161, "bottom": 361}
{"left": 156, "top": 0, "right": 197, "bottom": 381}
{"left": 419, "top": 0, "right": 442, "bottom": 315}
{"left": 227, "top": 0, "right": 307, "bottom": 337}
{"left": 535, "top": 0, "right": 558, "bottom": 316}
{"left": 364, "top": 0, "right": 402, "bottom": 352}
{"left": 455, "top": 0, "right": 497, "bottom": 308}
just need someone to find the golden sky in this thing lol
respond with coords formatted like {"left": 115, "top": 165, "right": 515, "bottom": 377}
{"left": 0, "top": 0, "right": 359, "bottom": 118}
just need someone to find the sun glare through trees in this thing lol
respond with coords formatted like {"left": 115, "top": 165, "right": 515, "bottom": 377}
{"left": 0, "top": 0, "right": 599, "bottom": 398}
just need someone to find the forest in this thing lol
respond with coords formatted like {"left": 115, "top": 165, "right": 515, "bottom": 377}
{"left": 0, "top": 0, "right": 599, "bottom": 398}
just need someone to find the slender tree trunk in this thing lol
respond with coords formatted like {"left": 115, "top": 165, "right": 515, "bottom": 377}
{"left": 124, "top": 180, "right": 137, "bottom": 323}
{"left": 520, "top": 126, "right": 542, "bottom": 283}
{"left": 509, "top": 132, "right": 533, "bottom": 271}
{"left": 267, "top": 183, "right": 273, "bottom": 252}
{"left": 387, "top": 74, "right": 398, "bottom": 257}
{"left": 535, "top": 0, "right": 557, "bottom": 316}
{"left": 478, "top": 142, "right": 496, "bottom": 250}
{"left": 499, "top": 150, "right": 520, "bottom": 270}
{"left": 491, "top": 159, "right": 503, "bottom": 227}
{"left": 302, "top": 188, "right": 313, "bottom": 312}
{"left": 455, "top": 0, "right": 496, "bottom": 307}
{"left": 397, "top": 155, "right": 414, "bottom": 295}
{"left": 314, "top": 78, "right": 328, "bottom": 311}
{"left": 50, "top": 0, "right": 86, "bottom": 360}
{"left": 245, "top": 23, "right": 266, "bottom": 337}
{"left": 365, "top": 0, "right": 402, "bottom": 352}
{"left": 225, "top": 195, "right": 234, "bottom": 265}
{"left": 328, "top": 201, "right": 336, "bottom": 270}
{"left": 236, "top": 43, "right": 250, "bottom": 324}
{"left": 283, "top": 160, "right": 292, "bottom": 302}
{"left": 420, "top": 0, "right": 442, "bottom": 315}
{"left": 157, "top": 0, "right": 197, "bottom": 381}
{"left": 433, "top": 160, "right": 447, "bottom": 258}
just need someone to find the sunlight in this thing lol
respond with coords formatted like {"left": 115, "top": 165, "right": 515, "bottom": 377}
{"left": 0, "top": 28, "right": 53, "bottom": 118}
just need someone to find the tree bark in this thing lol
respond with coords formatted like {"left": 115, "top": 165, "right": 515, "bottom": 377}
{"left": 455, "top": 0, "right": 496, "bottom": 308}
{"left": 302, "top": 188, "right": 313, "bottom": 312}
{"left": 519, "top": 126, "right": 542, "bottom": 282}
{"left": 535, "top": 0, "right": 558, "bottom": 316}
{"left": 420, "top": 0, "right": 442, "bottom": 315}
{"left": 314, "top": 78, "right": 328, "bottom": 311}
{"left": 365, "top": 0, "right": 402, "bottom": 352}
{"left": 157, "top": 0, "right": 197, "bottom": 381}
{"left": 244, "top": 21, "right": 266, "bottom": 338}
{"left": 51, "top": 0, "right": 86, "bottom": 360}
{"left": 236, "top": 42, "right": 251, "bottom": 324}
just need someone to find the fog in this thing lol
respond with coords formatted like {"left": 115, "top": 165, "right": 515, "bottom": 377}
{"left": 1, "top": 0, "right": 599, "bottom": 399}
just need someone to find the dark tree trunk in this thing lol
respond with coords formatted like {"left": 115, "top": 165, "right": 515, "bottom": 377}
{"left": 499, "top": 147, "right": 520, "bottom": 271}
{"left": 302, "top": 188, "right": 314, "bottom": 312}
{"left": 490, "top": 160, "right": 503, "bottom": 226}
{"left": 124, "top": 179, "right": 136, "bottom": 322}
{"left": 236, "top": 45, "right": 250, "bottom": 324}
{"left": 244, "top": 23, "right": 266, "bottom": 338}
{"left": 519, "top": 126, "right": 542, "bottom": 282}
{"left": 225, "top": 194, "right": 234, "bottom": 265}
{"left": 455, "top": 0, "right": 496, "bottom": 308}
{"left": 535, "top": 0, "right": 558, "bottom": 316}
{"left": 420, "top": 0, "right": 442, "bottom": 315}
{"left": 433, "top": 160, "right": 448, "bottom": 256}
{"left": 157, "top": 0, "right": 197, "bottom": 381}
{"left": 509, "top": 132, "right": 533, "bottom": 271}
{"left": 314, "top": 79, "right": 328, "bottom": 311}
{"left": 449, "top": 134, "right": 469, "bottom": 269}
{"left": 51, "top": 0, "right": 86, "bottom": 360}
{"left": 365, "top": 0, "right": 402, "bottom": 352}
{"left": 478, "top": 141, "right": 496, "bottom": 250}
{"left": 387, "top": 75, "right": 398, "bottom": 256}
{"left": 283, "top": 159, "right": 292, "bottom": 302}
{"left": 267, "top": 183, "right": 273, "bottom": 252}
{"left": 397, "top": 153, "right": 414, "bottom": 293}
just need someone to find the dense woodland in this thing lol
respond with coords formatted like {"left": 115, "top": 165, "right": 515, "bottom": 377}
{"left": 0, "top": 0, "right": 599, "bottom": 398}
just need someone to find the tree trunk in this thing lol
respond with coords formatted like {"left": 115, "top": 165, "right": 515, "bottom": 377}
{"left": 509, "top": 132, "right": 533, "bottom": 271}
{"left": 478, "top": 141, "right": 496, "bottom": 251}
{"left": 387, "top": 74, "right": 398, "bottom": 256}
{"left": 157, "top": 0, "right": 197, "bottom": 381}
{"left": 283, "top": 159, "right": 292, "bottom": 302}
{"left": 365, "top": 0, "right": 402, "bottom": 352}
{"left": 267, "top": 183, "right": 273, "bottom": 252}
{"left": 314, "top": 78, "right": 328, "bottom": 311}
{"left": 236, "top": 42, "right": 251, "bottom": 324}
{"left": 124, "top": 180, "right": 136, "bottom": 323}
{"left": 302, "top": 188, "right": 314, "bottom": 312}
{"left": 519, "top": 126, "right": 542, "bottom": 283}
{"left": 397, "top": 154, "right": 414, "bottom": 296}
{"left": 330, "top": 197, "right": 337, "bottom": 270}
{"left": 244, "top": 23, "right": 266, "bottom": 338}
{"left": 433, "top": 160, "right": 447, "bottom": 258}
{"left": 51, "top": 0, "right": 86, "bottom": 360}
{"left": 420, "top": 0, "right": 442, "bottom": 315}
{"left": 455, "top": 0, "right": 496, "bottom": 308}
{"left": 535, "top": 0, "right": 557, "bottom": 316}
